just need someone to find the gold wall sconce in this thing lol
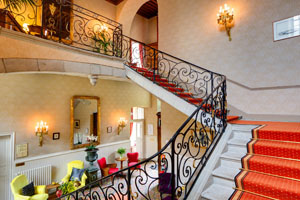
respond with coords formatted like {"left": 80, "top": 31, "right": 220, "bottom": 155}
{"left": 217, "top": 4, "right": 234, "bottom": 41}
{"left": 118, "top": 117, "right": 127, "bottom": 135}
{"left": 35, "top": 121, "right": 48, "bottom": 146}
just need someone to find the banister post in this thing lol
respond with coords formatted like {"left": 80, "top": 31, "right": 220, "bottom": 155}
{"left": 153, "top": 48, "right": 156, "bottom": 83}
{"left": 171, "top": 140, "right": 175, "bottom": 200}
{"left": 127, "top": 168, "right": 131, "bottom": 200}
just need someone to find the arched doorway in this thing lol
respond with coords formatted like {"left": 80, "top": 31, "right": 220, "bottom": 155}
{"left": 129, "top": 0, "right": 158, "bottom": 47}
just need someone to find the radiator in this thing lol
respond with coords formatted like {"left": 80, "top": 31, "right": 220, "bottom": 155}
{"left": 17, "top": 165, "right": 52, "bottom": 185}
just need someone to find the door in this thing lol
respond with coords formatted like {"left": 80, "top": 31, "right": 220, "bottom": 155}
{"left": 130, "top": 121, "right": 144, "bottom": 158}
{"left": 0, "top": 135, "right": 12, "bottom": 200}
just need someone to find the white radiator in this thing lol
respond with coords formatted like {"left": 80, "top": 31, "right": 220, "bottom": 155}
{"left": 18, "top": 165, "right": 52, "bottom": 185}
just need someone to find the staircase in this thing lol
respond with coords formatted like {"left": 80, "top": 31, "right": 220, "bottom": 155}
{"left": 55, "top": 35, "right": 227, "bottom": 200}
{"left": 200, "top": 124, "right": 256, "bottom": 200}
{"left": 126, "top": 65, "right": 204, "bottom": 117}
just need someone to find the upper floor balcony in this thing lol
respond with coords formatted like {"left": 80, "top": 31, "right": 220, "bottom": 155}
{"left": 0, "top": 0, "right": 125, "bottom": 77}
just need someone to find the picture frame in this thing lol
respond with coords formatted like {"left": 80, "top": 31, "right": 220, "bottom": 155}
{"left": 53, "top": 132, "right": 60, "bottom": 140}
{"left": 107, "top": 126, "right": 112, "bottom": 133}
{"left": 16, "top": 143, "right": 28, "bottom": 158}
{"left": 74, "top": 119, "right": 80, "bottom": 129}
{"left": 273, "top": 15, "right": 300, "bottom": 41}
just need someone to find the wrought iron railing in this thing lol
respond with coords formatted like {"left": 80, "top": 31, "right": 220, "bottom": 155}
{"left": 119, "top": 36, "right": 225, "bottom": 105}
{"left": 0, "top": 0, "right": 122, "bottom": 56}
{"left": 55, "top": 34, "right": 227, "bottom": 199}
{"left": 1, "top": 2, "right": 227, "bottom": 199}
{"left": 56, "top": 78, "right": 227, "bottom": 200}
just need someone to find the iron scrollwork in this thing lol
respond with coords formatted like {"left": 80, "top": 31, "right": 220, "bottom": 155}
{"left": 1, "top": 1, "right": 227, "bottom": 199}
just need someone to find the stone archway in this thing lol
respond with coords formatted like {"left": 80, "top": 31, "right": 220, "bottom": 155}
{"left": 117, "top": 0, "right": 149, "bottom": 36}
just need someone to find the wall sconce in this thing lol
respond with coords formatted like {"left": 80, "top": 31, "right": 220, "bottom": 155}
{"left": 118, "top": 118, "right": 127, "bottom": 135}
{"left": 35, "top": 121, "right": 48, "bottom": 146}
{"left": 22, "top": 23, "right": 29, "bottom": 33}
{"left": 217, "top": 4, "right": 234, "bottom": 41}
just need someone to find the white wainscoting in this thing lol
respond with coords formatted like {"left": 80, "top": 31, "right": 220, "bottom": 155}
{"left": 13, "top": 140, "right": 131, "bottom": 182}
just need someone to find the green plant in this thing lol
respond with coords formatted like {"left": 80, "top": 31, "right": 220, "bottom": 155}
{"left": 59, "top": 180, "right": 76, "bottom": 195}
{"left": 92, "top": 31, "right": 112, "bottom": 55}
{"left": 86, "top": 144, "right": 96, "bottom": 150}
{"left": 1, "top": 0, "right": 35, "bottom": 11}
{"left": 117, "top": 147, "right": 126, "bottom": 157}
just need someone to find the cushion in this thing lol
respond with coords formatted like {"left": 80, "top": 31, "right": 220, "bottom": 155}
{"left": 108, "top": 168, "right": 119, "bottom": 174}
{"left": 30, "top": 193, "right": 49, "bottom": 200}
{"left": 97, "top": 157, "right": 107, "bottom": 169}
{"left": 22, "top": 182, "right": 35, "bottom": 196}
{"left": 127, "top": 152, "right": 139, "bottom": 162}
{"left": 70, "top": 167, "right": 85, "bottom": 181}
{"left": 128, "top": 162, "right": 141, "bottom": 168}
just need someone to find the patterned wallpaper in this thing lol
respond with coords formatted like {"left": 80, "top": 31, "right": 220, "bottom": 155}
{"left": 0, "top": 74, "right": 150, "bottom": 157}
{"left": 157, "top": 0, "right": 300, "bottom": 117}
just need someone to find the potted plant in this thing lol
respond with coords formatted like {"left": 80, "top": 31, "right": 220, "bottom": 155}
{"left": 85, "top": 136, "right": 98, "bottom": 170}
{"left": 117, "top": 147, "right": 126, "bottom": 159}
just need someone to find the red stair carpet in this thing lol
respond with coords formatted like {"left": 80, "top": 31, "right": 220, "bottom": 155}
{"left": 229, "top": 120, "right": 300, "bottom": 200}
{"left": 130, "top": 66, "right": 204, "bottom": 105}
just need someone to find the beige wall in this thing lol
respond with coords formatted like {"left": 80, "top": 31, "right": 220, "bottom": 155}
{"left": 148, "top": 16, "right": 158, "bottom": 44}
{"left": 0, "top": 74, "right": 150, "bottom": 157}
{"left": 145, "top": 95, "right": 188, "bottom": 147}
{"left": 130, "top": 14, "right": 149, "bottom": 43}
{"left": 158, "top": 0, "right": 300, "bottom": 117}
{"left": 130, "top": 14, "right": 158, "bottom": 44}
{"left": 161, "top": 99, "right": 188, "bottom": 145}
{"left": 75, "top": 0, "right": 117, "bottom": 21}
{"left": 116, "top": 0, "right": 148, "bottom": 35}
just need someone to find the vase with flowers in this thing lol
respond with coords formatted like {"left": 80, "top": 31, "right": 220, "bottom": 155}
{"left": 85, "top": 135, "right": 98, "bottom": 170}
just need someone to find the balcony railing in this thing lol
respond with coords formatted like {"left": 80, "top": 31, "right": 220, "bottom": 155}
{"left": 1, "top": 1, "right": 227, "bottom": 199}
{"left": 0, "top": 0, "right": 122, "bottom": 56}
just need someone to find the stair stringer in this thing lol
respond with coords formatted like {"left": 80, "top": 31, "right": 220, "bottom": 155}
{"left": 188, "top": 124, "right": 257, "bottom": 200}
{"left": 125, "top": 66, "right": 224, "bottom": 135}
{"left": 126, "top": 66, "right": 198, "bottom": 117}
{"left": 187, "top": 124, "right": 233, "bottom": 199}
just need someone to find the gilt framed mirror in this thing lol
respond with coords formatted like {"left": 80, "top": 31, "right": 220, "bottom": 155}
{"left": 70, "top": 96, "right": 100, "bottom": 149}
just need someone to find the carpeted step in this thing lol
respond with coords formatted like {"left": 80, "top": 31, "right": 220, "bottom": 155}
{"left": 158, "top": 82, "right": 176, "bottom": 87}
{"left": 248, "top": 139, "right": 300, "bottom": 160}
{"left": 253, "top": 127, "right": 300, "bottom": 143}
{"left": 234, "top": 171, "right": 300, "bottom": 199}
{"left": 130, "top": 66, "right": 149, "bottom": 72}
{"left": 242, "top": 154, "right": 300, "bottom": 180}
{"left": 230, "top": 190, "right": 272, "bottom": 200}
{"left": 175, "top": 92, "right": 193, "bottom": 98}
{"left": 227, "top": 116, "right": 242, "bottom": 122}
{"left": 150, "top": 77, "right": 168, "bottom": 82}
{"left": 166, "top": 87, "right": 184, "bottom": 92}
{"left": 184, "top": 97, "right": 203, "bottom": 104}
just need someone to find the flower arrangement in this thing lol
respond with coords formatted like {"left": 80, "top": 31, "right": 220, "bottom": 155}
{"left": 86, "top": 135, "right": 98, "bottom": 150}
{"left": 56, "top": 180, "right": 77, "bottom": 198}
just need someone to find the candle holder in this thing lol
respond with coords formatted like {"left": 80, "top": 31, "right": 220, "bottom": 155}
{"left": 118, "top": 117, "right": 127, "bottom": 135}
{"left": 217, "top": 4, "right": 234, "bottom": 41}
{"left": 35, "top": 121, "right": 48, "bottom": 146}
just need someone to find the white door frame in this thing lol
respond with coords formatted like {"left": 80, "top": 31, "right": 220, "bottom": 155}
{"left": 0, "top": 132, "right": 15, "bottom": 200}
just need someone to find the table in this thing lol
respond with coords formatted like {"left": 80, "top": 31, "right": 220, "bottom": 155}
{"left": 46, "top": 183, "right": 60, "bottom": 200}
{"left": 115, "top": 157, "right": 127, "bottom": 170}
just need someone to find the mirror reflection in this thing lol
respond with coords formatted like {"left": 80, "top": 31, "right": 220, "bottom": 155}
{"left": 71, "top": 96, "right": 100, "bottom": 149}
